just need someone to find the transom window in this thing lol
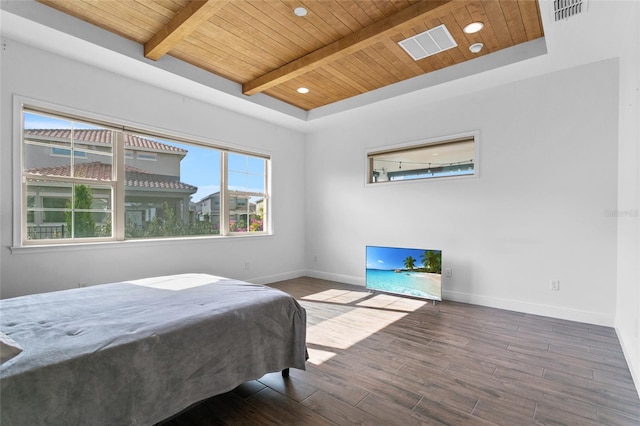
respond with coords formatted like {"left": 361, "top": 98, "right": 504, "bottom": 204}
{"left": 20, "top": 106, "right": 270, "bottom": 245}
{"left": 367, "top": 134, "right": 477, "bottom": 184}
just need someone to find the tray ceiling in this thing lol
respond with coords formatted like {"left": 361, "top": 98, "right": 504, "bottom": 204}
{"left": 37, "top": 0, "right": 544, "bottom": 111}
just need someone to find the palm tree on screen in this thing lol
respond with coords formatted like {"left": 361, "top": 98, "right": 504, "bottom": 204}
{"left": 403, "top": 256, "right": 416, "bottom": 270}
{"left": 420, "top": 250, "right": 442, "bottom": 274}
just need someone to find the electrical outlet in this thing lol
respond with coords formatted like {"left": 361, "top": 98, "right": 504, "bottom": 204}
{"left": 445, "top": 268, "right": 452, "bottom": 277}
{"left": 550, "top": 280, "right": 560, "bottom": 291}
{"left": 313, "top": 255, "right": 318, "bottom": 263}
{"left": 244, "top": 262, "right": 250, "bottom": 271}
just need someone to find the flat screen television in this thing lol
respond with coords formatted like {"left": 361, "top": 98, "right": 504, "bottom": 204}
{"left": 366, "top": 245, "right": 442, "bottom": 301}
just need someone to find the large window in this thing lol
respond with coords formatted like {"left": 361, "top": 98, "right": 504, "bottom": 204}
{"left": 20, "top": 107, "right": 270, "bottom": 245}
{"left": 367, "top": 134, "right": 477, "bottom": 184}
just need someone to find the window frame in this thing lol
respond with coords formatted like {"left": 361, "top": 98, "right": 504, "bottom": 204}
{"left": 226, "top": 152, "right": 269, "bottom": 235}
{"left": 13, "top": 97, "right": 271, "bottom": 249}
{"left": 365, "top": 131, "right": 480, "bottom": 186}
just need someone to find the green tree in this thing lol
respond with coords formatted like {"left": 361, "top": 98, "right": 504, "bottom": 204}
{"left": 66, "top": 184, "right": 96, "bottom": 238}
{"left": 96, "top": 216, "right": 112, "bottom": 237}
{"left": 403, "top": 256, "right": 416, "bottom": 270}
{"left": 143, "top": 201, "right": 179, "bottom": 237}
{"left": 420, "top": 250, "right": 442, "bottom": 274}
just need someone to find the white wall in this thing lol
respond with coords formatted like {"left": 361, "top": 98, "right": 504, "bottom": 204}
{"left": 0, "top": 39, "right": 307, "bottom": 298}
{"left": 306, "top": 58, "right": 620, "bottom": 326}
{"left": 614, "top": 0, "right": 640, "bottom": 397}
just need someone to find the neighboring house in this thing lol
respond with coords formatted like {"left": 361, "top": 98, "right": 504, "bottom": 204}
{"left": 23, "top": 129, "right": 197, "bottom": 238}
{"left": 196, "top": 191, "right": 260, "bottom": 232}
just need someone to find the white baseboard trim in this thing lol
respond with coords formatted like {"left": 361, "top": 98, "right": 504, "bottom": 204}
{"left": 615, "top": 327, "right": 640, "bottom": 399}
{"left": 304, "top": 269, "right": 365, "bottom": 287}
{"left": 443, "top": 289, "right": 614, "bottom": 326}
{"left": 300, "top": 270, "right": 614, "bottom": 327}
{"left": 248, "top": 269, "right": 307, "bottom": 285}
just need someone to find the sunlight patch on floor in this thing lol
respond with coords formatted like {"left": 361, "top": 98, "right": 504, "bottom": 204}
{"left": 305, "top": 347, "right": 337, "bottom": 365}
{"left": 302, "top": 289, "right": 429, "bottom": 312}
{"left": 306, "top": 307, "right": 407, "bottom": 350}
{"left": 356, "top": 293, "right": 404, "bottom": 308}
{"left": 300, "top": 287, "right": 431, "bottom": 365}
{"left": 358, "top": 294, "right": 428, "bottom": 312}
{"left": 301, "top": 289, "right": 371, "bottom": 304}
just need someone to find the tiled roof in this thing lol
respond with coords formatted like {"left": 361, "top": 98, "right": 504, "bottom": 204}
{"left": 126, "top": 169, "right": 197, "bottom": 191}
{"left": 26, "top": 162, "right": 197, "bottom": 192}
{"left": 24, "top": 129, "right": 187, "bottom": 155}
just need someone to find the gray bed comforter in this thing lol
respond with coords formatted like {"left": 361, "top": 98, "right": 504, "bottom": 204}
{"left": 0, "top": 273, "right": 307, "bottom": 425}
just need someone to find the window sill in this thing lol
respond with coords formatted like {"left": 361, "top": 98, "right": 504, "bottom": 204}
{"left": 10, "top": 233, "right": 273, "bottom": 255}
{"left": 364, "top": 173, "right": 478, "bottom": 187}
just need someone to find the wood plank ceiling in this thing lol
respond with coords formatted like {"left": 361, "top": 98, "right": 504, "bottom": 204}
{"left": 37, "top": 0, "right": 543, "bottom": 111}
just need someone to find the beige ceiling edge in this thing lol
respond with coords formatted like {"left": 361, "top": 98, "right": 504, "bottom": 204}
{"left": 0, "top": 1, "right": 309, "bottom": 129}
{"left": 308, "top": 37, "right": 548, "bottom": 122}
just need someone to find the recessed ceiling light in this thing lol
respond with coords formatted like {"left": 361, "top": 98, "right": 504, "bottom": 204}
{"left": 294, "top": 7, "right": 307, "bottom": 17}
{"left": 297, "top": 87, "right": 309, "bottom": 94}
{"left": 463, "top": 22, "right": 484, "bottom": 34}
{"left": 469, "top": 43, "right": 484, "bottom": 53}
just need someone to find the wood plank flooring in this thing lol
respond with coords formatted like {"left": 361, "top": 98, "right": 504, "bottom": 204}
{"left": 157, "top": 276, "right": 640, "bottom": 425}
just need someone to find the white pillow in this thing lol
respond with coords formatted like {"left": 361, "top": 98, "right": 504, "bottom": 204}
{"left": 0, "top": 331, "right": 23, "bottom": 363}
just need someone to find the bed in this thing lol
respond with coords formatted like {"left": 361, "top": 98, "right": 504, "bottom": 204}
{"left": 0, "top": 273, "right": 307, "bottom": 426}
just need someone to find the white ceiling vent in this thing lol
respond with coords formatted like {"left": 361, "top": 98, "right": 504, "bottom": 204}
{"left": 554, "top": 0, "right": 586, "bottom": 21}
{"left": 398, "top": 24, "right": 457, "bottom": 61}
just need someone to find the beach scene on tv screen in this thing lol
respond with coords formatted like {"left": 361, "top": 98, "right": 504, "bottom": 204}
{"left": 366, "top": 246, "right": 442, "bottom": 301}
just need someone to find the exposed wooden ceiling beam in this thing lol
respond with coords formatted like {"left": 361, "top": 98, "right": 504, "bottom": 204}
{"left": 145, "top": 0, "right": 228, "bottom": 61}
{"left": 242, "top": 0, "right": 453, "bottom": 96}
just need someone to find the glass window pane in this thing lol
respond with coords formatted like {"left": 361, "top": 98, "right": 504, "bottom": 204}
{"left": 124, "top": 133, "right": 220, "bottom": 238}
{"left": 26, "top": 195, "right": 35, "bottom": 224}
{"left": 72, "top": 122, "right": 114, "bottom": 179}
{"left": 227, "top": 153, "right": 268, "bottom": 233}
{"left": 23, "top": 112, "right": 114, "bottom": 181}
{"left": 25, "top": 180, "right": 72, "bottom": 240}
{"left": 249, "top": 196, "right": 265, "bottom": 232}
{"left": 247, "top": 174, "right": 265, "bottom": 193}
{"left": 369, "top": 138, "right": 475, "bottom": 183}
{"left": 87, "top": 185, "right": 113, "bottom": 238}
{"left": 24, "top": 112, "right": 73, "bottom": 178}
{"left": 228, "top": 153, "right": 266, "bottom": 193}
{"left": 42, "top": 196, "right": 70, "bottom": 223}
{"left": 25, "top": 181, "right": 112, "bottom": 240}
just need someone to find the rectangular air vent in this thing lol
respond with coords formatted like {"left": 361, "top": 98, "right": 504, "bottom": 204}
{"left": 554, "top": 0, "right": 585, "bottom": 21}
{"left": 398, "top": 24, "right": 457, "bottom": 61}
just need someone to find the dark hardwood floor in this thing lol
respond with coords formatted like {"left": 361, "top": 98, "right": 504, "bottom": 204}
{"left": 157, "top": 277, "right": 640, "bottom": 425}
